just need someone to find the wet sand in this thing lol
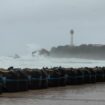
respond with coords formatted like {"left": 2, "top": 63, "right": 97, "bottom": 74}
{"left": 1, "top": 83, "right": 105, "bottom": 105}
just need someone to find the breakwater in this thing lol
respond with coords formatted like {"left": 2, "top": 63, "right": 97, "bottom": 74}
{"left": 0, "top": 66, "right": 105, "bottom": 94}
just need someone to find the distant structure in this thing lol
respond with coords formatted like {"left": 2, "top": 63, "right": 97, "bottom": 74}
{"left": 13, "top": 54, "right": 20, "bottom": 59}
{"left": 70, "top": 29, "right": 74, "bottom": 47}
{"left": 32, "top": 51, "right": 37, "bottom": 57}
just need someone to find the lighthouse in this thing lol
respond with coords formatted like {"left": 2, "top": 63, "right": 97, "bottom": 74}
{"left": 70, "top": 29, "right": 74, "bottom": 47}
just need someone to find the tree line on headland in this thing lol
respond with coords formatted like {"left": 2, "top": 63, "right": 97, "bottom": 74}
{"left": 39, "top": 44, "right": 105, "bottom": 60}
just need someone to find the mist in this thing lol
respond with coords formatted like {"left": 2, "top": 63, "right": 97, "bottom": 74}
{"left": 0, "top": 0, "right": 105, "bottom": 56}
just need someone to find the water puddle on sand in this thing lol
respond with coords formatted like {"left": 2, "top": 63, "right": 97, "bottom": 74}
{"left": 0, "top": 83, "right": 105, "bottom": 105}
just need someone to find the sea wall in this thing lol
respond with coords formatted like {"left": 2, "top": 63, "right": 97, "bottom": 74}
{"left": 0, "top": 66, "right": 105, "bottom": 94}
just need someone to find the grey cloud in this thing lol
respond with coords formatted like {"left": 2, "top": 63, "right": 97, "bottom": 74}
{"left": 0, "top": 0, "right": 105, "bottom": 55}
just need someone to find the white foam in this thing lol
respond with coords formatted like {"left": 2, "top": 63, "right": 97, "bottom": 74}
{"left": 0, "top": 54, "right": 105, "bottom": 69}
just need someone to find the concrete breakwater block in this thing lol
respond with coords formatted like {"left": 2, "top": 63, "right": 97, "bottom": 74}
{"left": 95, "top": 67, "right": 105, "bottom": 82}
{"left": 0, "top": 68, "right": 29, "bottom": 92}
{"left": 23, "top": 69, "right": 41, "bottom": 89}
{"left": 0, "top": 66, "right": 105, "bottom": 94}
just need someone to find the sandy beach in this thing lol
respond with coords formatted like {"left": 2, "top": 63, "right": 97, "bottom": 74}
{"left": 0, "top": 83, "right": 105, "bottom": 105}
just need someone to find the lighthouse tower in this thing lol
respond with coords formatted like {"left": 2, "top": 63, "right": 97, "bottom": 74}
{"left": 70, "top": 29, "right": 74, "bottom": 47}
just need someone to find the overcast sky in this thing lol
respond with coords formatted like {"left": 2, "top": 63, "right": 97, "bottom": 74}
{"left": 0, "top": 0, "right": 105, "bottom": 56}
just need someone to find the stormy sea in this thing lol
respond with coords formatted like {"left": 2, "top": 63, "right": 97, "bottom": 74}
{"left": 0, "top": 55, "right": 105, "bottom": 105}
{"left": 0, "top": 55, "right": 105, "bottom": 69}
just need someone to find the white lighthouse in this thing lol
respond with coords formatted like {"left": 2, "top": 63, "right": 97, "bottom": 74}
{"left": 70, "top": 29, "right": 74, "bottom": 47}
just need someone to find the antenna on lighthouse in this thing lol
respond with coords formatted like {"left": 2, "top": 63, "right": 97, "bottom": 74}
{"left": 70, "top": 29, "right": 74, "bottom": 47}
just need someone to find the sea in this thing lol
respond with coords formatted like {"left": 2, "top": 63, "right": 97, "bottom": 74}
{"left": 0, "top": 55, "right": 105, "bottom": 105}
